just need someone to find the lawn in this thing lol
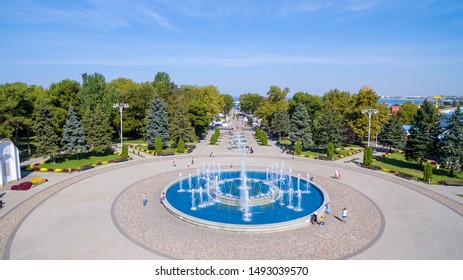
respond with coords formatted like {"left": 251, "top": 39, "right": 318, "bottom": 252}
{"left": 371, "top": 152, "right": 463, "bottom": 182}
{"left": 38, "top": 154, "right": 121, "bottom": 169}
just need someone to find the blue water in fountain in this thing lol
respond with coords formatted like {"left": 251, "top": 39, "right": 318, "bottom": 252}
{"left": 166, "top": 170, "right": 324, "bottom": 225}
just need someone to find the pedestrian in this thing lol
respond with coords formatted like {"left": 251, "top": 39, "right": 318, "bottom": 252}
{"left": 325, "top": 201, "right": 331, "bottom": 214}
{"left": 160, "top": 192, "right": 166, "bottom": 204}
{"left": 342, "top": 208, "right": 347, "bottom": 223}
{"left": 311, "top": 211, "right": 318, "bottom": 225}
{"left": 338, "top": 170, "right": 342, "bottom": 179}
{"left": 319, "top": 216, "right": 325, "bottom": 225}
{"left": 173, "top": 159, "right": 176, "bottom": 167}
{"left": 335, "top": 170, "right": 339, "bottom": 179}
{"left": 187, "top": 163, "right": 190, "bottom": 168}
{"left": 191, "top": 157, "right": 194, "bottom": 165}
{"left": 142, "top": 193, "right": 148, "bottom": 206}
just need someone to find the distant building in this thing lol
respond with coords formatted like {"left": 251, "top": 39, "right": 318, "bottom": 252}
{"left": 0, "top": 139, "right": 21, "bottom": 187}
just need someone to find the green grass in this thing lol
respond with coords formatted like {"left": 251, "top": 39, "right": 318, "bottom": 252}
{"left": 371, "top": 153, "right": 463, "bottom": 182}
{"left": 137, "top": 145, "right": 178, "bottom": 153}
{"left": 38, "top": 154, "right": 121, "bottom": 169}
{"left": 457, "top": 194, "right": 463, "bottom": 198}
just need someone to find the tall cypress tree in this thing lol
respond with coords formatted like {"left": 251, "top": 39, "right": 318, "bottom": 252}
{"left": 314, "top": 105, "right": 346, "bottom": 147}
{"left": 146, "top": 96, "right": 170, "bottom": 149}
{"left": 405, "top": 99, "right": 440, "bottom": 161}
{"left": 438, "top": 107, "right": 463, "bottom": 176}
{"left": 379, "top": 117, "right": 405, "bottom": 151}
{"left": 82, "top": 105, "right": 112, "bottom": 153}
{"left": 290, "top": 103, "right": 313, "bottom": 149}
{"left": 32, "top": 100, "right": 60, "bottom": 161}
{"left": 61, "top": 105, "right": 88, "bottom": 159}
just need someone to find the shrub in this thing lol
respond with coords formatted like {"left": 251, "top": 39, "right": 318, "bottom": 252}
{"left": 261, "top": 131, "right": 268, "bottom": 145}
{"left": 326, "top": 143, "right": 335, "bottom": 159}
{"left": 363, "top": 147, "right": 373, "bottom": 165}
{"left": 423, "top": 162, "right": 434, "bottom": 182}
{"left": 177, "top": 139, "right": 185, "bottom": 153}
{"left": 295, "top": 141, "right": 302, "bottom": 155}
{"left": 155, "top": 137, "right": 163, "bottom": 154}
{"left": 120, "top": 144, "right": 129, "bottom": 158}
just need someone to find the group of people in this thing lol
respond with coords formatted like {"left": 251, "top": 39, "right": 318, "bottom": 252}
{"left": 142, "top": 192, "right": 166, "bottom": 207}
{"left": 310, "top": 201, "right": 347, "bottom": 225}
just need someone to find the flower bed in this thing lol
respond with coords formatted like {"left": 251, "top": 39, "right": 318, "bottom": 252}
{"left": 11, "top": 181, "right": 33, "bottom": 191}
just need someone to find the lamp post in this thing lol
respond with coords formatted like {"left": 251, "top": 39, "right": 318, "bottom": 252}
{"left": 361, "top": 108, "right": 378, "bottom": 147}
{"left": 113, "top": 103, "right": 129, "bottom": 148}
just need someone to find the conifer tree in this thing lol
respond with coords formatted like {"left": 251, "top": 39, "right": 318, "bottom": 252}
{"left": 438, "top": 107, "right": 463, "bottom": 176}
{"left": 82, "top": 105, "right": 112, "bottom": 153}
{"left": 314, "top": 105, "right": 346, "bottom": 147}
{"left": 405, "top": 99, "right": 440, "bottom": 162}
{"left": 169, "top": 105, "right": 195, "bottom": 143}
{"left": 146, "top": 96, "right": 170, "bottom": 149}
{"left": 290, "top": 103, "right": 313, "bottom": 149}
{"left": 271, "top": 109, "right": 291, "bottom": 140}
{"left": 32, "top": 100, "right": 60, "bottom": 161}
{"left": 61, "top": 105, "right": 88, "bottom": 159}
{"left": 379, "top": 117, "right": 405, "bottom": 151}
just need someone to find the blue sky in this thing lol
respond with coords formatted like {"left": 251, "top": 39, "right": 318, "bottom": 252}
{"left": 1, "top": 0, "right": 462, "bottom": 97}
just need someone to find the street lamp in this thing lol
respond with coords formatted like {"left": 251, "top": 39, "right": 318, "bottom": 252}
{"left": 113, "top": 103, "right": 129, "bottom": 148}
{"left": 361, "top": 108, "right": 378, "bottom": 147}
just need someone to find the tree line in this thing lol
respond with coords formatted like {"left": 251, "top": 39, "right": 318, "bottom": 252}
{"left": 0, "top": 72, "right": 234, "bottom": 159}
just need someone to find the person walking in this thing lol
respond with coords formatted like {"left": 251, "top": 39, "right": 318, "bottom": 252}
{"left": 191, "top": 157, "right": 195, "bottom": 165}
{"left": 342, "top": 208, "right": 347, "bottom": 223}
{"left": 142, "top": 193, "right": 148, "bottom": 207}
{"left": 325, "top": 201, "right": 331, "bottom": 214}
{"left": 173, "top": 159, "right": 176, "bottom": 167}
{"left": 335, "top": 170, "right": 339, "bottom": 179}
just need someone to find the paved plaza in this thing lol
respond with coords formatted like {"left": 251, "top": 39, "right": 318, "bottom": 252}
{"left": 0, "top": 129, "right": 462, "bottom": 259}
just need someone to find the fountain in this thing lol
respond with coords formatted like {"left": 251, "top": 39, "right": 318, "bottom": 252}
{"left": 162, "top": 133, "right": 327, "bottom": 231}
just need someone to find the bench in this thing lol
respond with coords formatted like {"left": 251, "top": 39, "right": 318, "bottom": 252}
{"left": 79, "top": 164, "right": 95, "bottom": 171}
{"left": 395, "top": 172, "right": 414, "bottom": 180}
{"left": 359, "top": 163, "right": 380, "bottom": 170}
{"left": 438, "top": 181, "right": 463, "bottom": 186}
{"left": 316, "top": 155, "right": 332, "bottom": 161}
{"left": 112, "top": 157, "right": 129, "bottom": 163}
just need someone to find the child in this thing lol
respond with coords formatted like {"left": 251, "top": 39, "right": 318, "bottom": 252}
{"left": 319, "top": 216, "right": 325, "bottom": 225}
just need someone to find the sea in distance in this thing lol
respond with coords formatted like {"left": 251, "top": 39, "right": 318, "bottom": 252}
{"left": 378, "top": 99, "right": 424, "bottom": 106}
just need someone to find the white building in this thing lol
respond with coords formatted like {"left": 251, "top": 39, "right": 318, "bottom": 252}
{"left": 0, "top": 139, "right": 21, "bottom": 187}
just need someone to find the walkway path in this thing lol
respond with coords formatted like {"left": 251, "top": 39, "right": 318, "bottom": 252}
{"left": 0, "top": 129, "right": 462, "bottom": 259}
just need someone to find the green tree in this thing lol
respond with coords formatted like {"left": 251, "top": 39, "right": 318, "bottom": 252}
{"left": 405, "top": 99, "right": 441, "bottom": 162}
{"left": 177, "top": 139, "right": 185, "bottom": 153}
{"left": 322, "top": 89, "right": 352, "bottom": 118}
{"left": 155, "top": 137, "right": 163, "bottom": 154}
{"left": 423, "top": 162, "right": 434, "bottom": 182}
{"left": 437, "top": 107, "right": 463, "bottom": 176}
{"left": 169, "top": 105, "right": 196, "bottom": 143}
{"left": 32, "top": 100, "right": 60, "bottom": 161}
{"left": 271, "top": 109, "right": 291, "bottom": 139}
{"left": 396, "top": 102, "right": 418, "bottom": 124}
{"left": 48, "top": 79, "right": 81, "bottom": 129}
{"left": 61, "top": 105, "right": 88, "bottom": 159}
{"left": 314, "top": 105, "right": 346, "bottom": 147}
{"left": 146, "top": 96, "right": 170, "bottom": 149}
{"left": 379, "top": 117, "right": 405, "bottom": 151}
{"left": 120, "top": 144, "right": 129, "bottom": 158}
{"left": 346, "top": 88, "right": 388, "bottom": 142}
{"left": 222, "top": 94, "right": 235, "bottom": 113}
{"left": 288, "top": 92, "right": 323, "bottom": 121}
{"left": 295, "top": 141, "right": 302, "bottom": 155}
{"left": 363, "top": 147, "right": 373, "bottom": 165}
{"left": 290, "top": 103, "right": 313, "bottom": 149}
{"left": 327, "top": 143, "right": 335, "bottom": 159}
{"left": 239, "top": 93, "right": 263, "bottom": 114}
{"left": 255, "top": 86, "right": 289, "bottom": 127}
{"left": 188, "top": 100, "right": 210, "bottom": 139}
{"left": 82, "top": 105, "right": 112, "bottom": 153}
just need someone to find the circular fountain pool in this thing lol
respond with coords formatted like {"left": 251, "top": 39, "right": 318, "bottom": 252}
{"left": 163, "top": 168, "right": 327, "bottom": 231}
